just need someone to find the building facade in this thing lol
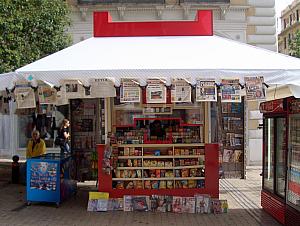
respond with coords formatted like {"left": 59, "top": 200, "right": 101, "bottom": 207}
{"left": 67, "top": 0, "right": 277, "bottom": 51}
{"left": 278, "top": 0, "right": 300, "bottom": 55}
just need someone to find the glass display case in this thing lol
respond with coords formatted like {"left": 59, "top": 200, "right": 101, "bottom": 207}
{"left": 287, "top": 115, "right": 300, "bottom": 211}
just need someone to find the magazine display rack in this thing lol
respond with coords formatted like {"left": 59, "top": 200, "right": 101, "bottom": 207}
{"left": 97, "top": 143, "right": 219, "bottom": 198}
{"left": 220, "top": 100, "right": 245, "bottom": 178}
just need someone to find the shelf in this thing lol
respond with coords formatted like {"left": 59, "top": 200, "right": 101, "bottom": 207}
{"left": 112, "top": 178, "right": 143, "bottom": 181}
{"left": 143, "top": 156, "right": 174, "bottom": 159}
{"left": 174, "top": 177, "right": 205, "bottom": 180}
{"left": 116, "top": 165, "right": 204, "bottom": 170}
{"left": 117, "top": 156, "right": 143, "bottom": 159}
{"left": 118, "top": 143, "right": 205, "bottom": 148}
{"left": 291, "top": 164, "right": 300, "bottom": 171}
{"left": 173, "top": 165, "right": 204, "bottom": 169}
{"left": 112, "top": 177, "right": 205, "bottom": 181}
{"left": 174, "top": 155, "right": 203, "bottom": 158}
{"left": 143, "top": 166, "right": 174, "bottom": 169}
{"left": 117, "top": 167, "right": 143, "bottom": 170}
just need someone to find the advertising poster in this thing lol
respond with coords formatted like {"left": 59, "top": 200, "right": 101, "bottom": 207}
{"left": 37, "top": 82, "right": 57, "bottom": 104}
{"left": 120, "top": 79, "right": 141, "bottom": 103}
{"left": 146, "top": 79, "right": 166, "bottom": 104}
{"left": 60, "top": 79, "right": 85, "bottom": 99}
{"left": 14, "top": 80, "right": 36, "bottom": 109}
{"left": 30, "top": 161, "right": 57, "bottom": 191}
{"left": 244, "top": 76, "right": 265, "bottom": 101}
{"left": 90, "top": 78, "right": 116, "bottom": 98}
{"left": 221, "top": 79, "right": 241, "bottom": 103}
{"left": 196, "top": 79, "right": 217, "bottom": 102}
{"left": 171, "top": 79, "right": 191, "bottom": 103}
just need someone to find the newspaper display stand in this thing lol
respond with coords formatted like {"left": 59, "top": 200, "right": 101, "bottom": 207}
{"left": 26, "top": 153, "right": 77, "bottom": 207}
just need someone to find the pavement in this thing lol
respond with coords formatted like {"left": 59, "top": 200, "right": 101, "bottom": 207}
{"left": 0, "top": 166, "right": 282, "bottom": 226}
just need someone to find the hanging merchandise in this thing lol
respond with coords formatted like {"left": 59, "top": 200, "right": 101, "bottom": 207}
{"left": 0, "top": 90, "right": 9, "bottom": 114}
{"left": 244, "top": 76, "right": 265, "bottom": 101}
{"left": 171, "top": 78, "right": 191, "bottom": 103}
{"left": 120, "top": 78, "right": 141, "bottom": 103}
{"left": 37, "top": 81, "right": 57, "bottom": 104}
{"left": 56, "top": 90, "right": 68, "bottom": 106}
{"left": 14, "top": 80, "right": 36, "bottom": 109}
{"left": 221, "top": 79, "right": 241, "bottom": 103}
{"left": 195, "top": 79, "right": 217, "bottom": 102}
{"left": 60, "top": 79, "right": 85, "bottom": 99}
{"left": 146, "top": 78, "right": 167, "bottom": 104}
{"left": 90, "top": 78, "right": 116, "bottom": 98}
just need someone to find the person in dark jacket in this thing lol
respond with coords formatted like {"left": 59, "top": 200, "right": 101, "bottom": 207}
{"left": 59, "top": 119, "right": 71, "bottom": 155}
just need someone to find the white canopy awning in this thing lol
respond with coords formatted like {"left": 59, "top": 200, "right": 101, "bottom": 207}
{"left": 15, "top": 35, "right": 300, "bottom": 86}
{"left": 0, "top": 72, "right": 24, "bottom": 90}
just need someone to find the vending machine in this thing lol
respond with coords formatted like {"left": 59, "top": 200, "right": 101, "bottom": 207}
{"left": 260, "top": 97, "right": 300, "bottom": 225}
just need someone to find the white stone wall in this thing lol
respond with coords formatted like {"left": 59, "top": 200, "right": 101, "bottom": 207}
{"left": 246, "top": 0, "right": 276, "bottom": 51}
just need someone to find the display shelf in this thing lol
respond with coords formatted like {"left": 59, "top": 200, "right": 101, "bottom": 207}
{"left": 117, "top": 156, "right": 143, "bottom": 159}
{"left": 142, "top": 156, "right": 174, "bottom": 159}
{"left": 174, "top": 177, "right": 205, "bottom": 180}
{"left": 291, "top": 164, "right": 300, "bottom": 170}
{"left": 116, "top": 167, "right": 144, "bottom": 170}
{"left": 118, "top": 143, "right": 205, "bottom": 148}
{"left": 173, "top": 155, "right": 203, "bottom": 158}
{"left": 98, "top": 143, "right": 219, "bottom": 198}
{"left": 173, "top": 165, "right": 205, "bottom": 169}
{"left": 112, "top": 178, "right": 143, "bottom": 181}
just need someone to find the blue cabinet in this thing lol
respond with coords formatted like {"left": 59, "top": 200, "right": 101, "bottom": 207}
{"left": 26, "top": 154, "right": 77, "bottom": 206}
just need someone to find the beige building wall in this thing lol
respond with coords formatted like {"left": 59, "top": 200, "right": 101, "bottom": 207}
{"left": 67, "top": 0, "right": 276, "bottom": 52}
{"left": 278, "top": 0, "right": 300, "bottom": 55}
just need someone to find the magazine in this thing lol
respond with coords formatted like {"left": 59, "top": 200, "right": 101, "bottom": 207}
{"left": 220, "top": 200, "right": 228, "bottom": 213}
{"left": 172, "top": 196, "right": 182, "bottom": 213}
{"left": 96, "top": 199, "right": 109, "bottom": 212}
{"left": 87, "top": 199, "right": 98, "bottom": 212}
{"left": 182, "top": 197, "right": 196, "bottom": 213}
{"left": 132, "top": 196, "right": 149, "bottom": 212}
{"left": 195, "top": 194, "right": 211, "bottom": 214}
{"left": 123, "top": 195, "right": 133, "bottom": 212}
{"left": 107, "top": 198, "right": 124, "bottom": 211}
{"left": 211, "top": 199, "right": 222, "bottom": 214}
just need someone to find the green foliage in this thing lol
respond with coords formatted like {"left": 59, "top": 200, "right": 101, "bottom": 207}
{"left": 289, "top": 31, "right": 300, "bottom": 58}
{"left": 0, "top": 0, "right": 72, "bottom": 73}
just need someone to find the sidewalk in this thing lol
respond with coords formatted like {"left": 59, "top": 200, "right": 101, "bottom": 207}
{"left": 0, "top": 166, "right": 282, "bottom": 226}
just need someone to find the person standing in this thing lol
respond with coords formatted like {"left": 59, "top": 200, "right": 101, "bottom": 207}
{"left": 26, "top": 130, "right": 46, "bottom": 158}
{"left": 20, "top": 130, "right": 46, "bottom": 185}
{"left": 59, "top": 119, "right": 71, "bottom": 155}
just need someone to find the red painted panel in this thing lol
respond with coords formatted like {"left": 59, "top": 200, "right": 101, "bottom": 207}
{"left": 286, "top": 204, "right": 300, "bottom": 226}
{"left": 97, "top": 144, "right": 112, "bottom": 193}
{"left": 260, "top": 99, "right": 285, "bottom": 114}
{"left": 93, "top": 10, "right": 213, "bottom": 37}
{"left": 261, "top": 191, "right": 285, "bottom": 225}
{"left": 98, "top": 143, "right": 219, "bottom": 198}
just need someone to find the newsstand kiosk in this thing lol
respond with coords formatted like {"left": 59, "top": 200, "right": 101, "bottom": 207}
{"left": 260, "top": 97, "right": 300, "bottom": 225}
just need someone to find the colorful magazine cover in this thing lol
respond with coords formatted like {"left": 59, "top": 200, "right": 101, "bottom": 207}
{"left": 182, "top": 197, "right": 196, "bottom": 213}
{"left": 172, "top": 196, "right": 183, "bottom": 213}
{"left": 211, "top": 199, "right": 222, "bottom": 214}
{"left": 87, "top": 199, "right": 98, "bottom": 212}
{"left": 132, "top": 196, "right": 149, "bottom": 212}
{"left": 220, "top": 200, "right": 228, "bottom": 213}
{"left": 195, "top": 194, "right": 211, "bottom": 214}
{"left": 96, "top": 199, "right": 109, "bottom": 212}
{"left": 123, "top": 195, "right": 133, "bottom": 212}
{"left": 107, "top": 198, "right": 124, "bottom": 211}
